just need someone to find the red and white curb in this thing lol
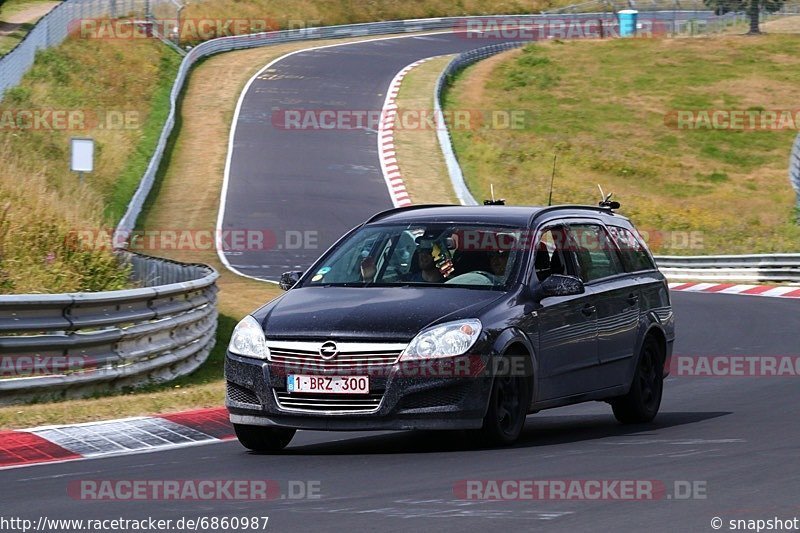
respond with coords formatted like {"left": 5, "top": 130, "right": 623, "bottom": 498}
{"left": 668, "top": 282, "right": 800, "bottom": 298}
{"left": 0, "top": 407, "right": 232, "bottom": 470}
{"left": 378, "top": 57, "right": 437, "bottom": 208}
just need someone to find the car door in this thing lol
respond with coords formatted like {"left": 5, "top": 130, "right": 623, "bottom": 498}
{"left": 528, "top": 224, "right": 600, "bottom": 401}
{"left": 566, "top": 222, "right": 640, "bottom": 390}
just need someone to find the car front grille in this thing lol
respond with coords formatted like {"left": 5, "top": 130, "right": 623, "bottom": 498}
{"left": 266, "top": 340, "right": 406, "bottom": 370}
{"left": 273, "top": 391, "right": 384, "bottom": 414}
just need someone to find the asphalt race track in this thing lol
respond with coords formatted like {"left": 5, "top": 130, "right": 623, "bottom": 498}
{"left": 4, "top": 30, "right": 799, "bottom": 533}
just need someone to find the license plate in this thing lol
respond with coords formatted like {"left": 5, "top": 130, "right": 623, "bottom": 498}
{"left": 287, "top": 375, "right": 369, "bottom": 394}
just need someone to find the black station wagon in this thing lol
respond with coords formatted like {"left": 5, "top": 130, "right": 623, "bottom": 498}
{"left": 225, "top": 204, "right": 675, "bottom": 451}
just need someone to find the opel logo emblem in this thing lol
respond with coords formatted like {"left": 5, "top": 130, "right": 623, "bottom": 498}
{"left": 319, "top": 341, "right": 339, "bottom": 360}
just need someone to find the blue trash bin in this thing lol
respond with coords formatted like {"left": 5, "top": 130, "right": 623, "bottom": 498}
{"left": 618, "top": 9, "right": 638, "bottom": 37}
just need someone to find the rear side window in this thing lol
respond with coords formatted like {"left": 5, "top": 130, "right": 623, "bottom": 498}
{"left": 608, "top": 226, "right": 657, "bottom": 272}
{"left": 566, "top": 224, "right": 626, "bottom": 282}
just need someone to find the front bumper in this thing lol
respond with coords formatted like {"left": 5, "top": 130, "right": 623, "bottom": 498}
{"left": 224, "top": 352, "right": 492, "bottom": 431}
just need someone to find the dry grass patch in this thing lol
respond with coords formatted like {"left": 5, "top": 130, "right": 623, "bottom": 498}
{"left": 761, "top": 15, "right": 800, "bottom": 33}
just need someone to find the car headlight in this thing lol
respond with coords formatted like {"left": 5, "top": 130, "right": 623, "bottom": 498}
{"left": 400, "top": 319, "right": 482, "bottom": 360}
{"left": 228, "top": 315, "right": 269, "bottom": 359}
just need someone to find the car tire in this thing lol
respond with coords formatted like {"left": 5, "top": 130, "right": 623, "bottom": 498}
{"left": 611, "top": 336, "right": 664, "bottom": 424}
{"left": 233, "top": 424, "right": 296, "bottom": 452}
{"left": 476, "top": 355, "right": 530, "bottom": 446}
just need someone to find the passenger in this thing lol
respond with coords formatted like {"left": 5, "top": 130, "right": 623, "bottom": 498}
{"left": 408, "top": 245, "right": 444, "bottom": 283}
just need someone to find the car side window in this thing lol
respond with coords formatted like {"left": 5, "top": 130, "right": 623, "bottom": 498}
{"left": 608, "top": 226, "right": 657, "bottom": 272}
{"left": 566, "top": 223, "right": 626, "bottom": 283}
{"left": 534, "top": 226, "right": 580, "bottom": 282}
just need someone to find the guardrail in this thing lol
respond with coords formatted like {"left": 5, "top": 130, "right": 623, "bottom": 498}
{"left": 654, "top": 254, "right": 800, "bottom": 283}
{"left": 0, "top": 252, "right": 218, "bottom": 404}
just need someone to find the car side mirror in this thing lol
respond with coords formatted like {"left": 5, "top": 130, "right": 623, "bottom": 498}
{"left": 539, "top": 274, "right": 585, "bottom": 298}
{"left": 279, "top": 271, "right": 303, "bottom": 291}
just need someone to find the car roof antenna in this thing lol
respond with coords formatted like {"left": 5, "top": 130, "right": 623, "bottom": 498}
{"left": 547, "top": 153, "right": 557, "bottom": 206}
{"left": 597, "top": 184, "right": 621, "bottom": 210}
{"left": 484, "top": 184, "right": 505, "bottom": 205}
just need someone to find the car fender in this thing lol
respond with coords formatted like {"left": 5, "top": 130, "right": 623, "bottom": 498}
{"left": 492, "top": 327, "right": 539, "bottom": 411}
{"left": 626, "top": 315, "right": 670, "bottom": 390}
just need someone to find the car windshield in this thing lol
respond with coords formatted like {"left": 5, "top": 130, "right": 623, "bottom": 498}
{"left": 302, "top": 223, "right": 526, "bottom": 289}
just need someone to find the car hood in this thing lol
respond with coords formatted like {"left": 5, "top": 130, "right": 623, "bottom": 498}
{"left": 255, "top": 286, "right": 506, "bottom": 342}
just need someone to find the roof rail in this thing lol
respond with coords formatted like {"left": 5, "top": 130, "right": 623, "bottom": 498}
{"left": 365, "top": 204, "right": 454, "bottom": 224}
{"left": 531, "top": 204, "right": 626, "bottom": 222}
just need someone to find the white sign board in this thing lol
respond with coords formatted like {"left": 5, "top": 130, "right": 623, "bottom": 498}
{"left": 70, "top": 138, "right": 94, "bottom": 173}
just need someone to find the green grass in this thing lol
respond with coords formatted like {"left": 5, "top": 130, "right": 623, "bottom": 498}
{"left": 106, "top": 52, "right": 181, "bottom": 222}
{"left": 444, "top": 35, "right": 800, "bottom": 254}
